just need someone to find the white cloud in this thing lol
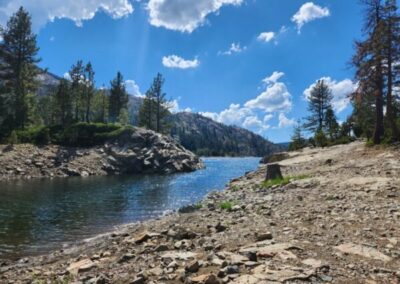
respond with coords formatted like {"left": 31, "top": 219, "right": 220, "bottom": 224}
{"left": 162, "top": 55, "right": 200, "bottom": 69}
{"left": 0, "top": 0, "right": 134, "bottom": 30}
{"left": 168, "top": 98, "right": 192, "bottom": 113}
{"left": 304, "top": 77, "right": 358, "bottom": 113}
{"left": 63, "top": 72, "right": 71, "bottom": 80}
{"left": 257, "top": 32, "right": 275, "bottom": 42}
{"left": 262, "top": 71, "right": 285, "bottom": 84}
{"left": 263, "top": 114, "right": 273, "bottom": 122}
{"left": 278, "top": 113, "right": 296, "bottom": 128}
{"left": 125, "top": 79, "right": 143, "bottom": 97}
{"left": 220, "top": 42, "right": 246, "bottom": 55}
{"left": 245, "top": 72, "right": 292, "bottom": 113}
{"left": 292, "top": 2, "right": 330, "bottom": 32}
{"left": 243, "top": 116, "right": 270, "bottom": 132}
{"left": 147, "top": 0, "right": 243, "bottom": 33}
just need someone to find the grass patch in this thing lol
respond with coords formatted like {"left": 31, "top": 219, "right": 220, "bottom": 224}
{"left": 219, "top": 201, "right": 235, "bottom": 211}
{"left": 262, "top": 175, "right": 309, "bottom": 189}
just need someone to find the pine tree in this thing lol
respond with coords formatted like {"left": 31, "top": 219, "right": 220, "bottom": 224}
{"left": 304, "top": 80, "right": 333, "bottom": 133}
{"left": 92, "top": 88, "right": 108, "bottom": 123}
{"left": 324, "top": 107, "right": 340, "bottom": 140}
{"left": 139, "top": 90, "right": 155, "bottom": 130}
{"left": 382, "top": 0, "right": 400, "bottom": 141}
{"left": 84, "top": 62, "right": 95, "bottom": 122}
{"left": 69, "top": 60, "right": 84, "bottom": 121}
{"left": 54, "top": 79, "right": 73, "bottom": 126}
{"left": 0, "top": 6, "right": 40, "bottom": 130}
{"left": 288, "top": 122, "right": 306, "bottom": 151}
{"left": 109, "top": 72, "right": 129, "bottom": 123}
{"left": 353, "top": 0, "right": 386, "bottom": 144}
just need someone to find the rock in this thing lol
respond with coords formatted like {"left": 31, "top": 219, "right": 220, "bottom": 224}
{"left": 255, "top": 232, "right": 273, "bottom": 242}
{"left": 133, "top": 232, "right": 151, "bottom": 244}
{"left": 191, "top": 274, "right": 220, "bottom": 284}
{"left": 335, "top": 243, "right": 392, "bottom": 262}
{"left": 215, "top": 223, "right": 227, "bottom": 233}
{"left": 161, "top": 252, "right": 197, "bottom": 261}
{"left": 130, "top": 277, "right": 145, "bottom": 284}
{"left": 118, "top": 253, "right": 135, "bottom": 263}
{"left": 185, "top": 260, "right": 200, "bottom": 273}
{"left": 155, "top": 244, "right": 169, "bottom": 252}
{"left": 67, "top": 259, "right": 96, "bottom": 275}
{"left": 265, "top": 164, "right": 283, "bottom": 181}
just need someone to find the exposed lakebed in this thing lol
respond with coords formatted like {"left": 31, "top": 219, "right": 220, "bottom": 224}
{"left": 0, "top": 157, "right": 260, "bottom": 259}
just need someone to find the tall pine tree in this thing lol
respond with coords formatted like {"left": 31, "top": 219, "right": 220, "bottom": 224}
{"left": 109, "top": 72, "right": 129, "bottom": 123}
{"left": 0, "top": 6, "right": 40, "bottom": 130}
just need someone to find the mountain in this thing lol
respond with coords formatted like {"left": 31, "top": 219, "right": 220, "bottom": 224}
{"left": 170, "top": 112, "right": 283, "bottom": 157}
{"left": 36, "top": 71, "right": 62, "bottom": 96}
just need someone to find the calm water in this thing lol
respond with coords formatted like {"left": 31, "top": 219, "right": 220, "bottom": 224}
{"left": 0, "top": 157, "right": 260, "bottom": 259}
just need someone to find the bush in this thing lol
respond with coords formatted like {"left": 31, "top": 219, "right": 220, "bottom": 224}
{"left": 314, "top": 129, "right": 328, "bottom": 147}
{"left": 219, "top": 201, "right": 234, "bottom": 211}
{"left": 7, "top": 130, "right": 18, "bottom": 145}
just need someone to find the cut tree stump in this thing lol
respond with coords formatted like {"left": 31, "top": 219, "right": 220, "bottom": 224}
{"left": 265, "top": 164, "right": 283, "bottom": 181}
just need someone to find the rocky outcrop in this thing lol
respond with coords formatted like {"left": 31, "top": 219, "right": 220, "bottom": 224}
{"left": 1, "top": 142, "right": 400, "bottom": 283}
{"left": 0, "top": 127, "right": 203, "bottom": 181}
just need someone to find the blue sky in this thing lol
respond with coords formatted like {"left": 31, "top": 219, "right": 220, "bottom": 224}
{"left": 0, "top": 0, "right": 365, "bottom": 142}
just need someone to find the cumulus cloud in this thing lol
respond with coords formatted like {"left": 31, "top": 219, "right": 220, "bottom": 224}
{"left": 262, "top": 71, "right": 285, "bottom": 84}
{"left": 125, "top": 79, "right": 143, "bottom": 97}
{"left": 162, "top": 55, "right": 200, "bottom": 69}
{"left": 219, "top": 42, "right": 246, "bottom": 55}
{"left": 245, "top": 72, "right": 292, "bottom": 113}
{"left": 257, "top": 32, "right": 275, "bottom": 42}
{"left": 304, "top": 77, "right": 358, "bottom": 113}
{"left": 243, "top": 116, "right": 270, "bottom": 132}
{"left": 147, "top": 0, "right": 243, "bottom": 33}
{"left": 278, "top": 113, "right": 296, "bottom": 128}
{"left": 292, "top": 2, "right": 330, "bottom": 32}
{"left": 167, "top": 98, "right": 192, "bottom": 113}
{"left": 0, "top": 0, "right": 134, "bottom": 30}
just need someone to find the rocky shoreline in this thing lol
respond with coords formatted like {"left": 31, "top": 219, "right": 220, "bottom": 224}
{"left": 1, "top": 141, "right": 400, "bottom": 283}
{"left": 0, "top": 128, "right": 204, "bottom": 181}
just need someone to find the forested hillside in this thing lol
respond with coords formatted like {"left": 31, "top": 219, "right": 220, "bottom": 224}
{"left": 170, "top": 112, "right": 283, "bottom": 156}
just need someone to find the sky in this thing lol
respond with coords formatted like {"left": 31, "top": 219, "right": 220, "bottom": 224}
{"left": 0, "top": 0, "right": 365, "bottom": 143}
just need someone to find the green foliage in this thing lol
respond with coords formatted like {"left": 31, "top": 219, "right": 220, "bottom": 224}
{"left": 139, "top": 73, "right": 171, "bottom": 134}
{"left": 314, "top": 129, "right": 328, "bottom": 147}
{"left": 262, "top": 175, "right": 309, "bottom": 188}
{"left": 0, "top": 7, "right": 40, "bottom": 130}
{"left": 61, "top": 122, "right": 134, "bottom": 147}
{"left": 288, "top": 122, "right": 306, "bottom": 151}
{"left": 304, "top": 80, "right": 333, "bottom": 133}
{"left": 7, "top": 130, "right": 18, "bottom": 145}
{"left": 219, "top": 201, "right": 235, "bottom": 211}
{"left": 109, "top": 72, "right": 129, "bottom": 123}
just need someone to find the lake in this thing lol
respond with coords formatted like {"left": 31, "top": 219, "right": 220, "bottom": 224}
{"left": 0, "top": 157, "right": 260, "bottom": 259}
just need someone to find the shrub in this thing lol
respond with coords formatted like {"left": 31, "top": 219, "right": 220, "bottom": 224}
{"left": 7, "top": 130, "right": 18, "bottom": 145}
{"left": 219, "top": 201, "right": 234, "bottom": 211}
{"left": 314, "top": 129, "right": 328, "bottom": 147}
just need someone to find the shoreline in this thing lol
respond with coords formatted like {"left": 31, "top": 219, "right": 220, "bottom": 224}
{"left": 1, "top": 141, "right": 400, "bottom": 283}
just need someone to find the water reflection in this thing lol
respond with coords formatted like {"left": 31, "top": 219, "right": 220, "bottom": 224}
{"left": 0, "top": 157, "right": 260, "bottom": 259}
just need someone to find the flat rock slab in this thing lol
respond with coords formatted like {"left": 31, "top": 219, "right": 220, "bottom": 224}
{"left": 67, "top": 259, "right": 96, "bottom": 275}
{"left": 232, "top": 265, "right": 315, "bottom": 283}
{"left": 335, "top": 243, "right": 392, "bottom": 262}
{"left": 239, "top": 243, "right": 301, "bottom": 260}
{"left": 161, "top": 251, "right": 198, "bottom": 260}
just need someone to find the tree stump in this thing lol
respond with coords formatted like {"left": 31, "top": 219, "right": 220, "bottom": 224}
{"left": 265, "top": 164, "right": 283, "bottom": 181}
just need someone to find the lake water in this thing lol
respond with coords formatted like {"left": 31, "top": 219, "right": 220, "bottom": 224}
{"left": 0, "top": 157, "right": 260, "bottom": 259}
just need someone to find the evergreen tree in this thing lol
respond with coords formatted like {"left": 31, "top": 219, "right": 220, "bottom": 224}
{"left": 69, "top": 60, "right": 84, "bottom": 121}
{"left": 304, "top": 80, "right": 333, "bottom": 133}
{"left": 0, "top": 6, "right": 40, "bottom": 130}
{"left": 288, "top": 122, "right": 306, "bottom": 151}
{"left": 92, "top": 88, "right": 108, "bottom": 123}
{"left": 139, "top": 90, "right": 155, "bottom": 130}
{"left": 324, "top": 107, "right": 340, "bottom": 140}
{"left": 109, "top": 72, "right": 128, "bottom": 123}
{"left": 84, "top": 62, "right": 95, "bottom": 122}
{"left": 54, "top": 79, "right": 73, "bottom": 126}
{"left": 353, "top": 0, "right": 386, "bottom": 144}
{"left": 139, "top": 73, "right": 171, "bottom": 133}
{"left": 382, "top": 0, "right": 400, "bottom": 141}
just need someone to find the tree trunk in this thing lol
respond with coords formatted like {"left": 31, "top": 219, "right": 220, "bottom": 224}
{"left": 265, "top": 164, "right": 283, "bottom": 181}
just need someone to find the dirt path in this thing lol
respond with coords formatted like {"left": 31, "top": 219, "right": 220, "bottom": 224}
{"left": 1, "top": 141, "right": 399, "bottom": 284}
